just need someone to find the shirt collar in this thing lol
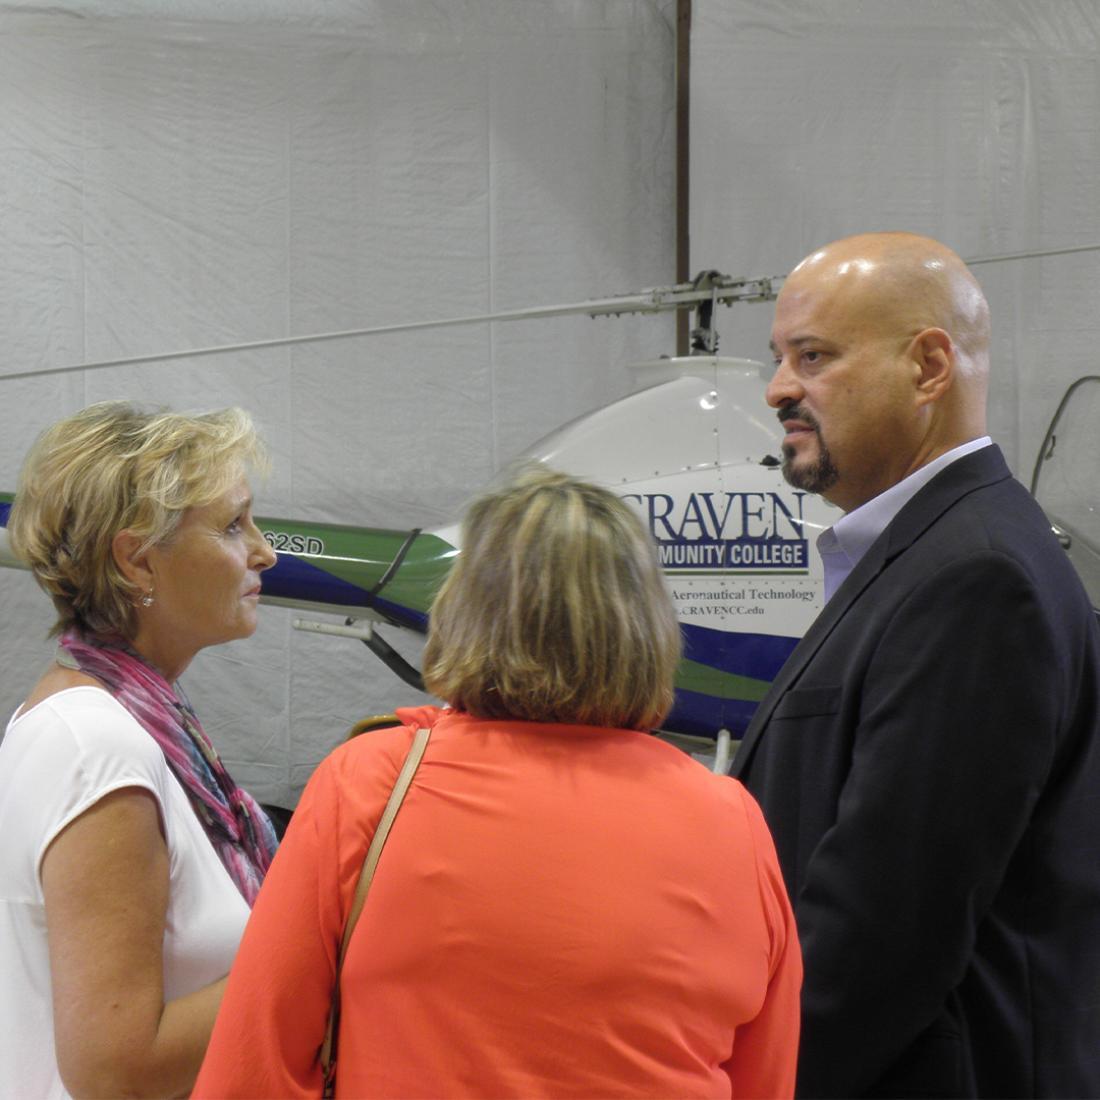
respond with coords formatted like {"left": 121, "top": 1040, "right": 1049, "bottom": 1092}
{"left": 817, "top": 437, "right": 992, "bottom": 601}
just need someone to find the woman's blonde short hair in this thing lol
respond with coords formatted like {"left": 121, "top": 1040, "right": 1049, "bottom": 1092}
{"left": 422, "top": 466, "right": 681, "bottom": 731}
{"left": 9, "top": 401, "right": 268, "bottom": 639}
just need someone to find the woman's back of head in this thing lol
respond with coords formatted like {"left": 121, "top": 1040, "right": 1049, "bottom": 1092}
{"left": 422, "top": 465, "right": 680, "bottom": 731}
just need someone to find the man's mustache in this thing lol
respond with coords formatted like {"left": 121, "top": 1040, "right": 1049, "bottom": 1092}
{"left": 777, "top": 405, "right": 821, "bottom": 431}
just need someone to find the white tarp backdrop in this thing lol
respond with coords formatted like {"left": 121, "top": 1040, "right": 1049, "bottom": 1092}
{"left": 692, "top": 0, "right": 1100, "bottom": 477}
{"left": 0, "top": 0, "right": 677, "bottom": 806}
{"left": 3, "top": 0, "right": 1099, "bottom": 807}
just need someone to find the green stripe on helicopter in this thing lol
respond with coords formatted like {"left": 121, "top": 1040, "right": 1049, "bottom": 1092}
{"left": 675, "top": 658, "right": 771, "bottom": 703}
{"left": 255, "top": 517, "right": 457, "bottom": 617}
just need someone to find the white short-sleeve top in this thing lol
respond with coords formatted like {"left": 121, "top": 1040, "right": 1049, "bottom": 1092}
{"left": 0, "top": 686, "right": 250, "bottom": 1100}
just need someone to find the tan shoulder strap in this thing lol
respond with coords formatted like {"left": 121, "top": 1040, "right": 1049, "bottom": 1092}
{"left": 319, "top": 725, "right": 432, "bottom": 1091}
{"left": 337, "top": 724, "right": 431, "bottom": 957}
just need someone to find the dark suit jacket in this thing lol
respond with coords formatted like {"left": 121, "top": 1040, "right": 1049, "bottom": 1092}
{"left": 733, "top": 445, "right": 1100, "bottom": 1099}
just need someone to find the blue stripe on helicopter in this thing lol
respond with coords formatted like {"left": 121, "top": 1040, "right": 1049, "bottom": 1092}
{"left": 0, "top": 501, "right": 10, "bottom": 525}
{"left": 261, "top": 551, "right": 429, "bottom": 631}
{"left": 668, "top": 625, "right": 800, "bottom": 739}
{"left": 680, "top": 622, "right": 799, "bottom": 683}
{"left": 666, "top": 689, "right": 763, "bottom": 740}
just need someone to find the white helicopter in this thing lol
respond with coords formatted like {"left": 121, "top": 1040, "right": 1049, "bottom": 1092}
{"left": 2, "top": 259, "right": 1096, "bottom": 773}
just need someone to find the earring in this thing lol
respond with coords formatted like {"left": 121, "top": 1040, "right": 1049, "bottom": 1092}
{"left": 141, "top": 590, "right": 155, "bottom": 608}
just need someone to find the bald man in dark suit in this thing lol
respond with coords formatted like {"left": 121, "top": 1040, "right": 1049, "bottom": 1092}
{"left": 733, "top": 232, "right": 1100, "bottom": 1098}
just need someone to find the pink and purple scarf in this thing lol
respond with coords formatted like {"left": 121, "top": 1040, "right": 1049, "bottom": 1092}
{"left": 57, "top": 630, "right": 277, "bottom": 905}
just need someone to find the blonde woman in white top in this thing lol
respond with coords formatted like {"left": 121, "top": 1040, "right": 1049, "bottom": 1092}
{"left": 0, "top": 401, "right": 277, "bottom": 1099}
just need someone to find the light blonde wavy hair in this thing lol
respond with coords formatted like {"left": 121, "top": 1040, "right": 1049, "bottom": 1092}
{"left": 9, "top": 401, "right": 268, "bottom": 640}
{"left": 422, "top": 465, "right": 681, "bottom": 731}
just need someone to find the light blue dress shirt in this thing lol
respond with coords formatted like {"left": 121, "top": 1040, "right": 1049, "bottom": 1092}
{"left": 816, "top": 437, "right": 993, "bottom": 603}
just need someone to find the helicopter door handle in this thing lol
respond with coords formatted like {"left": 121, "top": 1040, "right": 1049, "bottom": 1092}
{"left": 1050, "top": 523, "right": 1072, "bottom": 550}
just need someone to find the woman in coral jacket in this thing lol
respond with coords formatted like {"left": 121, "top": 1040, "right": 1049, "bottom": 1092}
{"left": 194, "top": 466, "right": 801, "bottom": 1099}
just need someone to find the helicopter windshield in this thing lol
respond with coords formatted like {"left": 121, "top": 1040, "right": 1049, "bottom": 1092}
{"left": 1031, "top": 375, "right": 1100, "bottom": 609}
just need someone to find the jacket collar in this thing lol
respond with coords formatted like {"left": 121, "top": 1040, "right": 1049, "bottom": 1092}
{"left": 731, "top": 444, "right": 1013, "bottom": 775}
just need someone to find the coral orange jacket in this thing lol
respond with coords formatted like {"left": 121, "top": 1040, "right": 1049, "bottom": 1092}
{"left": 193, "top": 707, "right": 800, "bottom": 1099}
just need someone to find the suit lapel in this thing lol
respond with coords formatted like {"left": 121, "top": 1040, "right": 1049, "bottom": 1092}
{"left": 732, "top": 445, "right": 1013, "bottom": 775}
{"left": 732, "top": 534, "right": 888, "bottom": 772}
